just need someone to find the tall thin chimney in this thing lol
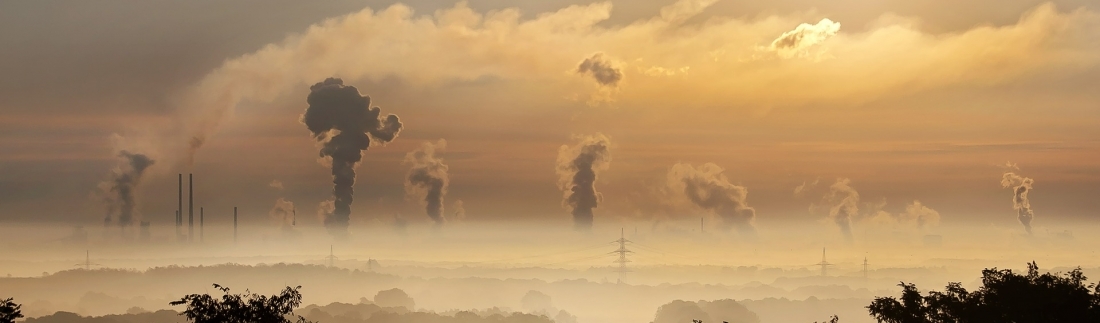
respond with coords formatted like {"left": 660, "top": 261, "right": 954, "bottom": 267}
{"left": 200, "top": 207, "right": 204, "bottom": 242}
{"left": 233, "top": 206, "right": 238, "bottom": 244}
{"left": 177, "top": 173, "right": 182, "bottom": 227}
{"left": 188, "top": 173, "right": 194, "bottom": 242}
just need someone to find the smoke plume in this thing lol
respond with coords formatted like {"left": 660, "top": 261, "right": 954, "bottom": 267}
{"left": 826, "top": 178, "right": 859, "bottom": 241}
{"left": 301, "top": 78, "right": 403, "bottom": 235}
{"left": 1001, "top": 172, "right": 1035, "bottom": 234}
{"left": 268, "top": 180, "right": 284, "bottom": 190}
{"left": 98, "top": 151, "right": 155, "bottom": 228}
{"left": 452, "top": 200, "right": 467, "bottom": 222}
{"left": 576, "top": 53, "right": 623, "bottom": 87}
{"left": 556, "top": 134, "right": 612, "bottom": 231}
{"left": 404, "top": 140, "right": 450, "bottom": 226}
{"left": 667, "top": 163, "right": 756, "bottom": 234}
{"left": 269, "top": 198, "right": 296, "bottom": 230}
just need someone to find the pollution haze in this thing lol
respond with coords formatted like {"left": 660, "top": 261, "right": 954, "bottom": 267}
{"left": 2, "top": 0, "right": 1100, "bottom": 323}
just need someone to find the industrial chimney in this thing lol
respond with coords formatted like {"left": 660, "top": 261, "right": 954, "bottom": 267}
{"left": 188, "top": 173, "right": 194, "bottom": 242}
{"left": 233, "top": 206, "right": 238, "bottom": 244}
{"left": 200, "top": 207, "right": 204, "bottom": 243}
{"left": 177, "top": 174, "right": 182, "bottom": 239}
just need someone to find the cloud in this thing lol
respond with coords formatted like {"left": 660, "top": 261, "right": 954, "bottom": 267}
{"left": 268, "top": 180, "right": 284, "bottom": 190}
{"left": 556, "top": 133, "right": 612, "bottom": 231}
{"left": 768, "top": 18, "right": 841, "bottom": 58}
{"left": 106, "top": 0, "right": 1099, "bottom": 170}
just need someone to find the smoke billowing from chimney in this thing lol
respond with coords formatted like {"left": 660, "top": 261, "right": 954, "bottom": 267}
{"left": 301, "top": 78, "right": 403, "bottom": 236}
{"left": 452, "top": 200, "right": 467, "bottom": 222}
{"left": 827, "top": 178, "right": 859, "bottom": 241}
{"left": 1001, "top": 171, "right": 1035, "bottom": 234}
{"left": 667, "top": 163, "right": 757, "bottom": 234}
{"left": 556, "top": 134, "right": 612, "bottom": 231}
{"left": 269, "top": 198, "right": 296, "bottom": 230}
{"left": 404, "top": 140, "right": 450, "bottom": 226}
{"left": 576, "top": 53, "right": 623, "bottom": 87}
{"left": 98, "top": 151, "right": 155, "bottom": 228}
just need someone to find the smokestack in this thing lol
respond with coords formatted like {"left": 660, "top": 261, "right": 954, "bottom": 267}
{"left": 301, "top": 78, "right": 403, "bottom": 236}
{"left": 233, "top": 206, "right": 238, "bottom": 244}
{"left": 188, "top": 173, "right": 194, "bottom": 242}
{"left": 200, "top": 207, "right": 204, "bottom": 242}
{"left": 177, "top": 174, "right": 182, "bottom": 227}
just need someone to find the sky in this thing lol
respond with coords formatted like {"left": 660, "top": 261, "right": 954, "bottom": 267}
{"left": 1, "top": 0, "right": 1099, "bottom": 237}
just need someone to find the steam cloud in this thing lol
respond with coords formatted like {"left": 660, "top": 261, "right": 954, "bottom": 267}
{"left": 769, "top": 18, "right": 841, "bottom": 58}
{"left": 404, "top": 140, "right": 450, "bottom": 226}
{"left": 301, "top": 78, "right": 403, "bottom": 235}
{"left": 98, "top": 151, "right": 155, "bottom": 228}
{"left": 269, "top": 198, "right": 296, "bottom": 230}
{"left": 452, "top": 200, "right": 467, "bottom": 221}
{"left": 1001, "top": 172, "right": 1035, "bottom": 234}
{"left": 667, "top": 163, "right": 757, "bottom": 234}
{"left": 576, "top": 53, "right": 623, "bottom": 87}
{"left": 556, "top": 134, "right": 612, "bottom": 230}
{"left": 826, "top": 178, "right": 859, "bottom": 241}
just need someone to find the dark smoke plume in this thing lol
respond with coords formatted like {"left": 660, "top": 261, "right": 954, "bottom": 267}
{"left": 576, "top": 53, "right": 623, "bottom": 87}
{"left": 1001, "top": 172, "right": 1035, "bottom": 234}
{"left": 667, "top": 163, "right": 756, "bottom": 234}
{"left": 98, "top": 151, "right": 155, "bottom": 228}
{"left": 301, "top": 78, "right": 403, "bottom": 235}
{"left": 404, "top": 140, "right": 449, "bottom": 226}
{"left": 556, "top": 134, "right": 612, "bottom": 231}
{"left": 826, "top": 178, "right": 859, "bottom": 242}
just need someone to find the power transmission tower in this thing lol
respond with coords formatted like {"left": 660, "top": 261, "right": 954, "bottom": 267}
{"left": 817, "top": 247, "right": 832, "bottom": 277}
{"left": 326, "top": 245, "right": 338, "bottom": 268}
{"left": 863, "top": 256, "right": 869, "bottom": 279}
{"left": 611, "top": 228, "right": 632, "bottom": 283}
{"left": 74, "top": 250, "right": 101, "bottom": 270}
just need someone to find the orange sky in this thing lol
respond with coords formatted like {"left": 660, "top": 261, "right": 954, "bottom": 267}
{"left": 1, "top": 0, "right": 1098, "bottom": 237}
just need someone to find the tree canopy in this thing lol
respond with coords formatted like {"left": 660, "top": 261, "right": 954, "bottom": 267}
{"left": 868, "top": 262, "right": 1100, "bottom": 323}
{"left": 170, "top": 284, "right": 312, "bottom": 323}
{"left": 0, "top": 298, "right": 23, "bottom": 323}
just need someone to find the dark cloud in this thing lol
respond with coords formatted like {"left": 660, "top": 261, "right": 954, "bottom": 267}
{"left": 556, "top": 134, "right": 612, "bottom": 231}
{"left": 301, "top": 77, "right": 403, "bottom": 236}
{"left": 576, "top": 53, "right": 623, "bottom": 87}
{"left": 404, "top": 140, "right": 449, "bottom": 226}
{"left": 1001, "top": 172, "right": 1035, "bottom": 234}
{"left": 98, "top": 151, "right": 155, "bottom": 228}
{"left": 668, "top": 163, "right": 757, "bottom": 235}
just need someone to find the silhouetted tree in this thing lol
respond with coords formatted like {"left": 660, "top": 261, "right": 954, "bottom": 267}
{"left": 868, "top": 262, "right": 1100, "bottom": 323}
{"left": 170, "top": 284, "right": 312, "bottom": 323}
{"left": 0, "top": 298, "right": 23, "bottom": 323}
